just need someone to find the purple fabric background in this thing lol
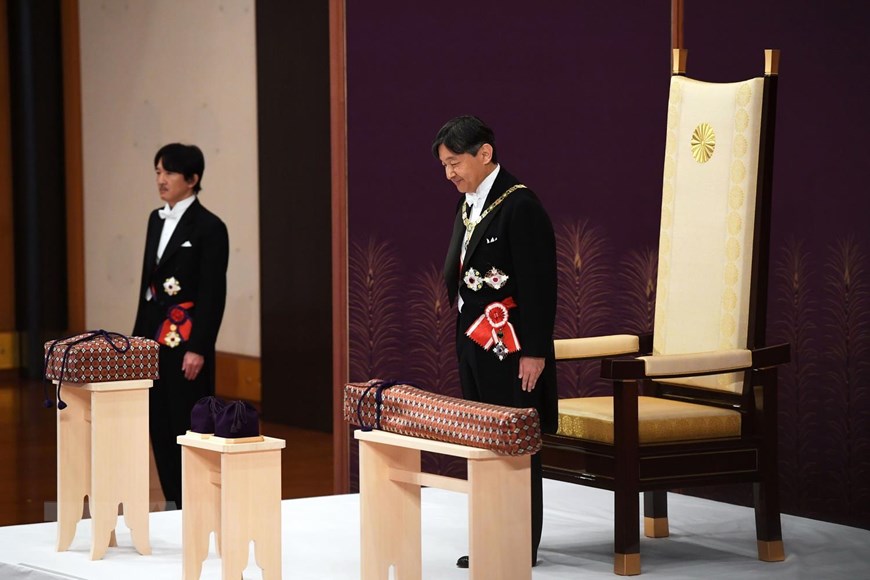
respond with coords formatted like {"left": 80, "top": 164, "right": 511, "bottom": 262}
{"left": 346, "top": 1, "right": 870, "bottom": 528}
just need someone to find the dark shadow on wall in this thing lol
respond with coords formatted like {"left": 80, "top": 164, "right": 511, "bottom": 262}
{"left": 257, "top": 0, "right": 332, "bottom": 431}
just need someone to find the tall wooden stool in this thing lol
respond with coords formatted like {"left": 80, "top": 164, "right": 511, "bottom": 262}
{"left": 178, "top": 433, "right": 285, "bottom": 580}
{"left": 56, "top": 379, "right": 153, "bottom": 560}
{"left": 356, "top": 429, "right": 532, "bottom": 580}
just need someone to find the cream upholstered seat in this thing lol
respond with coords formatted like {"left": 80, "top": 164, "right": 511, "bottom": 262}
{"left": 542, "top": 49, "right": 788, "bottom": 576}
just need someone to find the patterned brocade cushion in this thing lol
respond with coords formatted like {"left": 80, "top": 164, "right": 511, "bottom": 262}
{"left": 557, "top": 396, "right": 741, "bottom": 444}
{"left": 344, "top": 381, "right": 542, "bottom": 456}
{"left": 44, "top": 333, "right": 159, "bottom": 383}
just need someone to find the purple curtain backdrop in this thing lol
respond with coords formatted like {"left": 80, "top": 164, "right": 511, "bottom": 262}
{"left": 345, "top": 0, "right": 870, "bottom": 529}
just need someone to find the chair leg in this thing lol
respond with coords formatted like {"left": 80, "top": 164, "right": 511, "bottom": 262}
{"left": 613, "top": 480, "right": 640, "bottom": 576}
{"left": 613, "top": 380, "right": 641, "bottom": 576}
{"left": 643, "top": 491, "right": 669, "bottom": 538}
{"left": 614, "top": 552, "right": 641, "bottom": 577}
{"left": 614, "top": 486, "right": 641, "bottom": 575}
{"left": 755, "top": 368, "right": 784, "bottom": 563}
{"left": 614, "top": 486, "right": 641, "bottom": 576}
{"left": 754, "top": 480, "right": 784, "bottom": 562}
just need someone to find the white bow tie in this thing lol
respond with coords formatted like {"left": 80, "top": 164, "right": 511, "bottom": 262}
{"left": 465, "top": 191, "right": 485, "bottom": 207}
{"left": 158, "top": 205, "right": 181, "bottom": 220}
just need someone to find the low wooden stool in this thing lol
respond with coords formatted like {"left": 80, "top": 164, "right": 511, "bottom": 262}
{"left": 178, "top": 433, "right": 285, "bottom": 580}
{"left": 356, "top": 429, "right": 532, "bottom": 580}
{"left": 56, "top": 379, "right": 153, "bottom": 560}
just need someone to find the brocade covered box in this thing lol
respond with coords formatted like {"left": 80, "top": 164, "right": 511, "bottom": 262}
{"left": 344, "top": 380, "right": 542, "bottom": 456}
{"left": 44, "top": 332, "right": 159, "bottom": 384}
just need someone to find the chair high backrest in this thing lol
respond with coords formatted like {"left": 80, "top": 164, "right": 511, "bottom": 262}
{"left": 653, "top": 75, "right": 767, "bottom": 393}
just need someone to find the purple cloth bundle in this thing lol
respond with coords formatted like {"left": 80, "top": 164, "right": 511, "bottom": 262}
{"left": 190, "top": 396, "right": 226, "bottom": 434}
{"left": 215, "top": 400, "right": 260, "bottom": 439}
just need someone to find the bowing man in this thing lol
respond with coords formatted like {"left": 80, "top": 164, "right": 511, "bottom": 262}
{"left": 435, "top": 115, "right": 558, "bottom": 568}
{"left": 133, "top": 143, "right": 229, "bottom": 509}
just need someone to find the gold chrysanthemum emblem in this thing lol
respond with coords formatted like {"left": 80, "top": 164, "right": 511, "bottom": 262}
{"left": 690, "top": 122, "right": 716, "bottom": 163}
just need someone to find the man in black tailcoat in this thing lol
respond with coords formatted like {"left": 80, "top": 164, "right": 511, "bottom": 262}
{"left": 434, "top": 115, "right": 558, "bottom": 568}
{"left": 133, "top": 143, "right": 229, "bottom": 510}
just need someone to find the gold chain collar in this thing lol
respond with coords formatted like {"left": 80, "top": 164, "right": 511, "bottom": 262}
{"left": 462, "top": 184, "right": 526, "bottom": 232}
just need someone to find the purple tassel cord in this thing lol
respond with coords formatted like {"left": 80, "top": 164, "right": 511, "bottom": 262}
{"left": 208, "top": 396, "right": 224, "bottom": 417}
{"left": 229, "top": 401, "right": 251, "bottom": 435}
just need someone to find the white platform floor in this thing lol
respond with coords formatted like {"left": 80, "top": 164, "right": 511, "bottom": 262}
{"left": 0, "top": 479, "right": 866, "bottom": 579}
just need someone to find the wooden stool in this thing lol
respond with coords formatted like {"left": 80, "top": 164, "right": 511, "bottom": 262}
{"left": 56, "top": 379, "right": 153, "bottom": 560}
{"left": 355, "top": 429, "right": 532, "bottom": 580}
{"left": 178, "top": 433, "right": 285, "bottom": 580}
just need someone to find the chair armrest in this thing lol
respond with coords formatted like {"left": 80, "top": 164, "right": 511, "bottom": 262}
{"left": 601, "top": 343, "right": 791, "bottom": 380}
{"left": 639, "top": 349, "right": 751, "bottom": 377}
{"left": 554, "top": 334, "right": 643, "bottom": 361}
{"left": 750, "top": 343, "right": 791, "bottom": 368}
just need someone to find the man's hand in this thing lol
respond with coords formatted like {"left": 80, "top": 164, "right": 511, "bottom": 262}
{"left": 182, "top": 351, "right": 205, "bottom": 381}
{"left": 518, "top": 356, "right": 545, "bottom": 392}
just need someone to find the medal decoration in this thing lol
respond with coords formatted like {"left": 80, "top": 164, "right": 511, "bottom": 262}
{"left": 463, "top": 268, "right": 483, "bottom": 291}
{"left": 156, "top": 301, "right": 194, "bottom": 348}
{"left": 463, "top": 266, "right": 511, "bottom": 292}
{"left": 483, "top": 267, "right": 509, "bottom": 290}
{"left": 461, "top": 184, "right": 526, "bottom": 251}
{"left": 164, "top": 331, "right": 182, "bottom": 348}
{"left": 163, "top": 276, "right": 182, "bottom": 296}
{"left": 465, "top": 297, "right": 521, "bottom": 361}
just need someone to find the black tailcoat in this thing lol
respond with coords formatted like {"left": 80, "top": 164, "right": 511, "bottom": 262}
{"left": 443, "top": 167, "right": 558, "bottom": 433}
{"left": 133, "top": 196, "right": 229, "bottom": 506}
{"left": 443, "top": 167, "right": 558, "bottom": 562}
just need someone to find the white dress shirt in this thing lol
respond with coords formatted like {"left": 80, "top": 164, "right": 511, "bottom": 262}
{"left": 156, "top": 195, "right": 196, "bottom": 260}
{"left": 459, "top": 164, "right": 500, "bottom": 312}
{"left": 145, "top": 194, "right": 196, "bottom": 301}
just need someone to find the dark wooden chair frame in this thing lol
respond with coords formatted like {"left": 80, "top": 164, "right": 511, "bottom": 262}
{"left": 542, "top": 58, "right": 788, "bottom": 576}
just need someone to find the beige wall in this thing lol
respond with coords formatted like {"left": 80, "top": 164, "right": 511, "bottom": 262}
{"left": 79, "top": 0, "right": 260, "bottom": 356}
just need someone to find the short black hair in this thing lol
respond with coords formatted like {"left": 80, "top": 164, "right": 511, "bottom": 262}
{"left": 431, "top": 115, "right": 498, "bottom": 163}
{"left": 154, "top": 143, "right": 205, "bottom": 193}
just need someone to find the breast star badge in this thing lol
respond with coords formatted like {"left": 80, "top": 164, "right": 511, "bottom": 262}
{"left": 163, "top": 277, "right": 182, "bottom": 296}
{"left": 483, "top": 267, "right": 509, "bottom": 290}
{"left": 463, "top": 268, "right": 483, "bottom": 291}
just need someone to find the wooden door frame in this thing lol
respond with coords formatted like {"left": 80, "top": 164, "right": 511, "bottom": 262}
{"left": 0, "top": 0, "right": 16, "bottom": 337}
{"left": 329, "top": 0, "right": 349, "bottom": 494}
{"left": 61, "top": 0, "right": 85, "bottom": 333}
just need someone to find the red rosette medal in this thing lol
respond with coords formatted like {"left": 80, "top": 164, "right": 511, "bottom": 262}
{"left": 465, "top": 297, "right": 521, "bottom": 361}
{"left": 156, "top": 301, "right": 194, "bottom": 348}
